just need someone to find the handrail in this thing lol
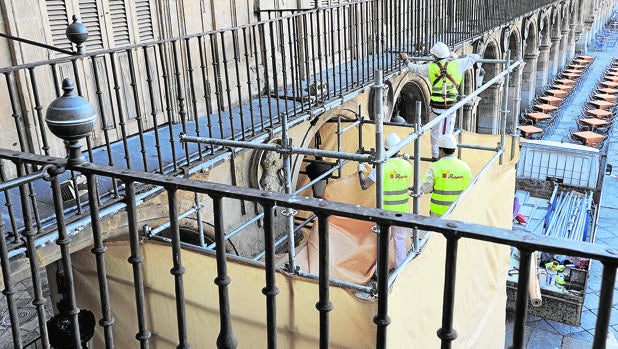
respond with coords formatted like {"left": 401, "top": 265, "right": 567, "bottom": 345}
{"left": 0, "top": 33, "right": 78, "bottom": 56}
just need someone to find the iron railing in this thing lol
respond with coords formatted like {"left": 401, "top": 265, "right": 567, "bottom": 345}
{"left": 0, "top": 0, "right": 565, "bottom": 240}
{"left": 0, "top": 148, "right": 616, "bottom": 348}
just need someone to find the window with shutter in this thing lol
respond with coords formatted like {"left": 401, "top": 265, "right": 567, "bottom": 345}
{"left": 135, "top": 0, "right": 154, "bottom": 42}
{"left": 109, "top": 0, "right": 131, "bottom": 46}
{"left": 78, "top": 0, "right": 104, "bottom": 50}
{"left": 45, "top": 0, "right": 72, "bottom": 51}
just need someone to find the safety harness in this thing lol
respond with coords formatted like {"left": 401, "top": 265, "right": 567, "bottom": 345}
{"left": 429, "top": 60, "right": 461, "bottom": 109}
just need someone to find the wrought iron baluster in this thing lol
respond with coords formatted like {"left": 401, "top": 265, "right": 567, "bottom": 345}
{"left": 48, "top": 166, "right": 81, "bottom": 349}
{"left": 5, "top": 72, "right": 29, "bottom": 153}
{"left": 231, "top": 30, "right": 246, "bottom": 140}
{"left": 212, "top": 195, "right": 237, "bottom": 349}
{"left": 15, "top": 162, "right": 49, "bottom": 348}
{"left": 166, "top": 187, "right": 190, "bottom": 348}
{"left": 592, "top": 261, "right": 618, "bottom": 348}
{"left": 27, "top": 67, "right": 51, "bottom": 156}
{"left": 125, "top": 180, "right": 152, "bottom": 348}
{"left": 172, "top": 40, "right": 190, "bottom": 165}
{"left": 185, "top": 37, "right": 202, "bottom": 159}
{"left": 316, "top": 10, "right": 325, "bottom": 101}
{"left": 0, "top": 160, "right": 18, "bottom": 241}
{"left": 437, "top": 232, "right": 461, "bottom": 349}
{"left": 209, "top": 33, "right": 227, "bottom": 139}
{"left": 277, "top": 19, "right": 290, "bottom": 119}
{"left": 0, "top": 219, "right": 23, "bottom": 348}
{"left": 158, "top": 42, "right": 179, "bottom": 172}
{"left": 251, "top": 25, "right": 266, "bottom": 132}
{"left": 261, "top": 202, "right": 279, "bottom": 349}
{"left": 242, "top": 27, "right": 257, "bottom": 136}
{"left": 511, "top": 249, "right": 532, "bottom": 349}
{"left": 197, "top": 35, "right": 216, "bottom": 155}
{"left": 85, "top": 173, "right": 115, "bottom": 348}
{"left": 374, "top": 222, "right": 391, "bottom": 349}
{"left": 259, "top": 23, "right": 274, "bottom": 127}
{"left": 316, "top": 213, "right": 332, "bottom": 349}
{"left": 90, "top": 55, "right": 119, "bottom": 197}
{"left": 109, "top": 53, "right": 133, "bottom": 169}
{"left": 220, "top": 31, "right": 237, "bottom": 140}
{"left": 127, "top": 49, "right": 149, "bottom": 171}
{"left": 142, "top": 46, "right": 165, "bottom": 173}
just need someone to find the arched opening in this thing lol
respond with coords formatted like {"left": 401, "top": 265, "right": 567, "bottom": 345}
{"left": 477, "top": 42, "right": 502, "bottom": 134}
{"left": 394, "top": 77, "right": 431, "bottom": 125}
{"left": 521, "top": 19, "right": 539, "bottom": 110}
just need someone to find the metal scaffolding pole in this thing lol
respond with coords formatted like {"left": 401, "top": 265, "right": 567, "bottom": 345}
{"left": 412, "top": 101, "right": 422, "bottom": 253}
{"left": 281, "top": 110, "right": 297, "bottom": 273}
{"left": 373, "top": 70, "right": 385, "bottom": 210}
{"left": 500, "top": 50, "right": 511, "bottom": 165}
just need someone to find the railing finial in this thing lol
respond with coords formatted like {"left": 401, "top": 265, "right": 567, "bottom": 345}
{"left": 45, "top": 78, "right": 97, "bottom": 165}
{"left": 66, "top": 15, "right": 88, "bottom": 55}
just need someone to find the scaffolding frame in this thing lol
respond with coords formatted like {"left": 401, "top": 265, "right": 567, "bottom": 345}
{"left": 179, "top": 55, "right": 522, "bottom": 291}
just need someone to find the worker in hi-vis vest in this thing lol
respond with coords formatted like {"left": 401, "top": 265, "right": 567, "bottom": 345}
{"left": 358, "top": 132, "right": 413, "bottom": 266}
{"left": 400, "top": 42, "right": 480, "bottom": 161}
{"left": 420, "top": 134, "right": 471, "bottom": 217}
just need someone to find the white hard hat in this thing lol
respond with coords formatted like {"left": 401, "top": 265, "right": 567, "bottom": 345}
{"left": 437, "top": 134, "right": 457, "bottom": 149}
{"left": 385, "top": 133, "right": 401, "bottom": 150}
{"left": 430, "top": 42, "right": 450, "bottom": 59}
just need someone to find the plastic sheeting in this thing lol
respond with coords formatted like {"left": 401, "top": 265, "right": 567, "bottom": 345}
{"left": 71, "top": 129, "right": 517, "bottom": 348}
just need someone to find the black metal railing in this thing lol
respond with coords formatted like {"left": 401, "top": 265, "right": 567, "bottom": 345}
{"left": 0, "top": 0, "right": 565, "bottom": 240}
{"left": 0, "top": 148, "right": 616, "bottom": 348}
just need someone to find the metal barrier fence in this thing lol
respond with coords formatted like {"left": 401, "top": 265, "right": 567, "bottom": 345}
{"left": 0, "top": 148, "right": 616, "bottom": 348}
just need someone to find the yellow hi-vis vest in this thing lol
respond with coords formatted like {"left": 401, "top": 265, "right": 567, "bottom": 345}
{"left": 428, "top": 59, "right": 463, "bottom": 108}
{"left": 429, "top": 157, "right": 470, "bottom": 216}
{"left": 382, "top": 157, "right": 413, "bottom": 213}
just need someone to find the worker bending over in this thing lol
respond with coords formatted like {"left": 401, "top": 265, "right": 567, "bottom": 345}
{"left": 400, "top": 42, "right": 480, "bottom": 161}
{"left": 358, "top": 133, "right": 413, "bottom": 266}
{"left": 420, "top": 134, "right": 471, "bottom": 217}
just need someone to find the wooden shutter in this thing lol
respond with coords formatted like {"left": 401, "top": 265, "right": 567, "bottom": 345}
{"left": 135, "top": 0, "right": 154, "bottom": 42}
{"left": 45, "top": 0, "right": 72, "bottom": 51}
{"left": 78, "top": 0, "right": 104, "bottom": 50}
{"left": 109, "top": 0, "right": 131, "bottom": 46}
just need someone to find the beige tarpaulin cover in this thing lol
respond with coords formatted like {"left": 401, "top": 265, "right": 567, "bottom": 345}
{"left": 72, "top": 129, "right": 517, "bottom": 348}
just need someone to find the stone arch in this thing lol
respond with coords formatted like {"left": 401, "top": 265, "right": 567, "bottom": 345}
{"left": 477, "top": 38, "right": 502, "bottom": 134}
{"left": 521, "top": 17, "right": 540, "bottom": 110}
{"left": 394, "top": 76, "right": 431, "bottom": 125}
{"left": 535, "top": 11, "right": 552, "bottom": 95}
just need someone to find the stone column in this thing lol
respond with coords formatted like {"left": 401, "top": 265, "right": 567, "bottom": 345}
{"left": 521, "top": 52, "right": 539, "bottom": 109}
{"left": 567, "top": 24, "right": 577, "bottom": 57}
{"left": 535, "top": 44, "right": 551, "bottom": 95}
{"left": 477, "top": 84, "right": 502, "bottom": 134}
{"left": 548, "top": 34, "right": 562, "bottom": 78}
{"left": 462, "top": 97, "right": 480, "bottom": 132}
{"left": 560, "top": 28, "right": 571, "bottom": 65}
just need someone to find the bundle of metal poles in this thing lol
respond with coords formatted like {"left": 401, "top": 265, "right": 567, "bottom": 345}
{"left": 543, "top": 190, "right": 593, "bottom": 242}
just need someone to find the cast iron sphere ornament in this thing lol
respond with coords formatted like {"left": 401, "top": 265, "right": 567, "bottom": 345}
{"left": 66, "top": 15, "right": 88, "bottom": 55}
{"left": 45, "top": 78, "right": 97, "bottom": 165}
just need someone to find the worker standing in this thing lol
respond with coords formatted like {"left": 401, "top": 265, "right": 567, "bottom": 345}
{"left": 420, "top": 134, "right": 471, "bottom": 217}
{"left": 358, "top": 132, "right": 413, "bottom": 266}
{"left": 400, "top": 42, "right": 481, "bottom": 161}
